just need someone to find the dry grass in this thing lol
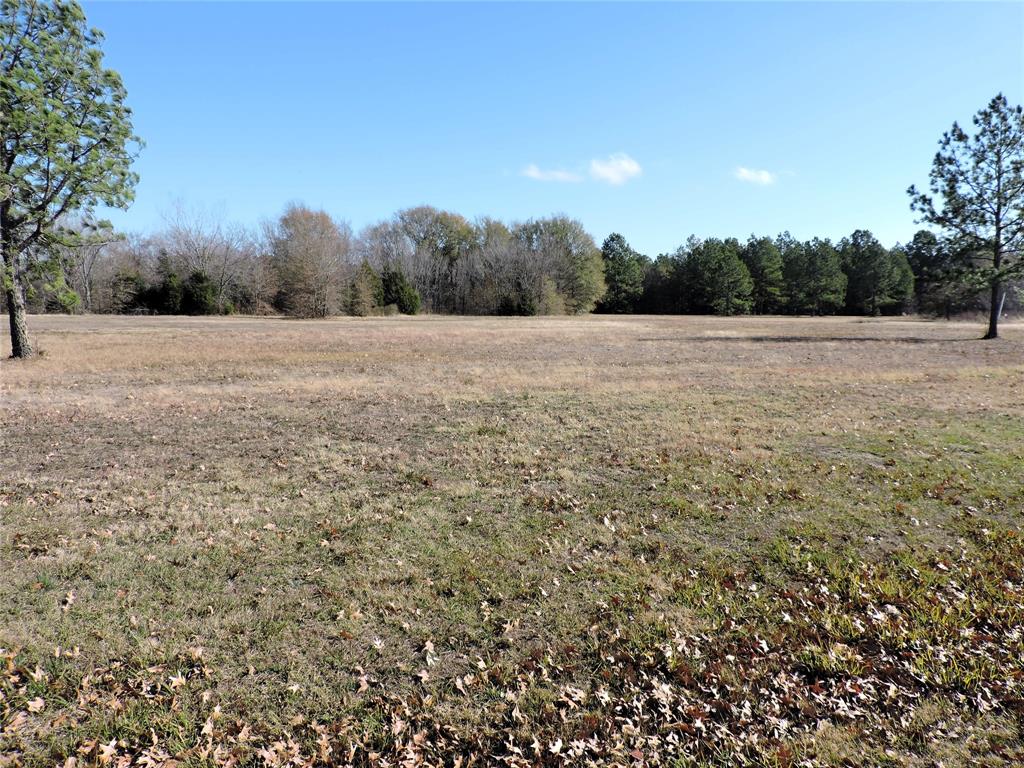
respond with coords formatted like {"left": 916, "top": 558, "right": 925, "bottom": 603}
{"left": 1, "top": 314, "right": 1023, "bottom": 766}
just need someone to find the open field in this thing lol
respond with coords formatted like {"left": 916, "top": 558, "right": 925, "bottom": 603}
{"left": 2, "top": 314, "right": 1024, "bottom": 767}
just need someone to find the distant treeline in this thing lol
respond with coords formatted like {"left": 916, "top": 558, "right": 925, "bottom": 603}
{"left": 603, "top": 229, "right": 992, "bottom": 318}
{"left": 10, "top": 203, "right": 1011, "bottom": 319}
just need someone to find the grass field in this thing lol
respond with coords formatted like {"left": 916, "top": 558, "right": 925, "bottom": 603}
{"left": 2, "top": 314, "right": 1023, "bottom": 767}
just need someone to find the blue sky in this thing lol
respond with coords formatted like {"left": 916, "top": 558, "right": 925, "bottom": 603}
{"left": 86, "top": 1, "right": 1023, "bottom": 256}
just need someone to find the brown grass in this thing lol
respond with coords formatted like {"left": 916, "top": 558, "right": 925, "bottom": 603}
{"left": 1, "top": 314, "right": 1023, "bottom": 766}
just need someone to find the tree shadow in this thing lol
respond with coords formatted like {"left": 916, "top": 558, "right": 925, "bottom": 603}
{"left": 637, "top": 335, "right": 968, "bottom": 344}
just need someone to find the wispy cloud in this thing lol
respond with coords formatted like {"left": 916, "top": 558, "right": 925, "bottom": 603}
{"left": 734, "top": 166, "right": 777, "bottom": 186}
{"left": 521, "top": 163, "right": 582, "bottom": 183}
{"left": 521, "top": 153, "right": 643, "bottom": 186}
{"left": 589, "top": 153, "right": 642, "bottom": 185}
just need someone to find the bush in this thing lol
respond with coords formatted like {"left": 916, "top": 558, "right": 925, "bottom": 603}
{"left": 349, "top": 262, "right": 384, "bottom": 316}
{"left": 496, "top": 293, "right": 537, "bottom": 316}
{"left": 110, "top": 269, "right": 145, "bottom": 313}
{"left": 138, "top": 271, "right": 182, "bottom": 314}
{"left": 537, "top": 276, "right": 567, "bottom": 315}
{"left": 181, "top": 270, "right": 218, "bottom": 315}
{"left": 381, "top": 266, "right": 420, "bottom": 315}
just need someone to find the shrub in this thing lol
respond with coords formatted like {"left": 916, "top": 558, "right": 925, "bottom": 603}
{"left": 349, "top": 262, "right": 384, "bottom": 316}
{"left": 181, "top": 270, "right": 218, "bottom": 315}
{"left": 381, "top": 266, "right": 420, "bottom": 315}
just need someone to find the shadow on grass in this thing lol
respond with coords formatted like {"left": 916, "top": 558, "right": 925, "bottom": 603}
{"left": 638, "top": 335, "right": 969, "bottom": 344}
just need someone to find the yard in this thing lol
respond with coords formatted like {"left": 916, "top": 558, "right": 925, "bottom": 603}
{"left": 2, "top": 314, "right": 1023, "bottom": 766}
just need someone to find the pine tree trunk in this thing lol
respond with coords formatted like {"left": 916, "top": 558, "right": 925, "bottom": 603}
{"left": 5, "top": 279, "right": 33, "bottom": 358}
{"left": 984, "top": 243, "right": 1001, "bottom": 340}
{"left": 984, "top": 280, "right": 1000, "bottom": 339}
{"left": 1, "top": 210, "right": 34, "bottom": 358}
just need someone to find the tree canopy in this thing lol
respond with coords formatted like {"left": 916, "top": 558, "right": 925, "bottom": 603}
{"left": 1, "top": 0, "right": 140, "bottom": 357}
{"left": 596, "top": 233, "right": 647, "bottom": 314}
{"left": 909, "top": 93, "right": 1024, "bottom": 338}
{"left": 740, "top": 236, "right": 785, "bottom": 314}
{"left": 839, "top": 230, "right": 913, "bottom": 316}
{"left": 679, "top": 237, "right": 752, "bottom": 316}
{"left": 779, "top": 235, "right": 847, "bottom": 315}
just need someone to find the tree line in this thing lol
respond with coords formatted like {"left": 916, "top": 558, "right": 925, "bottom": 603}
{"left": 15, "top": 208, "right": 1005, "bottom": 322}
{"left": 17, "top": 204, "right": 607, "bottom": 318}
{"left": 598, "top": 227, "right": 995, "bottom": 318}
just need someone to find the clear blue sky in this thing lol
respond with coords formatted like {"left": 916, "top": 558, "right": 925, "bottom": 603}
{"left": 85, "top": 1, "right": 1023, "bottom": 256}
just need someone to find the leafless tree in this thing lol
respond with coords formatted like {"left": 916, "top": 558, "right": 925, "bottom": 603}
{"left": 50, "top": 218, "right": 123, "bottom": 312}
{"left": 267, "top": 204, "right": 353, "bottom": 317}
{"left": 162, "top": 204, "right": 253, "bottom": 312}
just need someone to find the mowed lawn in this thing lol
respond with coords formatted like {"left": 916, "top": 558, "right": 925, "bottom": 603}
{"left": 2, "top": 314, "right": 1023, "bottom": 767}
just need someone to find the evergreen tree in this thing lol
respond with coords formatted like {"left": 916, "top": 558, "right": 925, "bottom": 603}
{"left": 909, "top": 94, "right": 1024, "bottom": 338}
{"left": 110, "top": 268, "right": 144, "bottom": 313}
{"left": 902, "top": 231, "right": 982, "bottom": 318}
{"left": 382, "top": 265, "right": 420, "bottom": 314}
{"left": 740, "top": 236, "right": 785, "bottom": 313}
{"left": 1, "top": 0, "right": 140, "bottom": 357}
{"left": 888, "top": 250, "right": 916, "bottom": 315}
{"left": 839, "top": 229, "right": 913, "bottom": 315}
{"left": 349, "top": 261, "right": 384, "bottom": 316}
{"left": 181, "top": 270, "right": 218, "bottom": 315}
{"left": 781, "top": 236, "right": 847, "bottom": 315}
{"left": 682, "top": 238, "right": 753, "bottom": 315}
{"left": 638, "top": 254, "right": 680, "bottom": 314}
{"left": 143, "top": 254, "right": 182, "bottom": 314}
{"left": 596, "top": 233, "right": 647, "bottom": 313}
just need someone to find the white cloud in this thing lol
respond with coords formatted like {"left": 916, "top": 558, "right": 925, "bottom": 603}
{"left": 734, "top": 166, "right": 777, "bottom": 185}
{"left": 589, "top": 153, "right": 642, "bottom": 185}
{"left": 521, "top": 153, "right": 643, "bottom": 185}
{"left": 521, "top": 163, "right": 582, "bottom": 183}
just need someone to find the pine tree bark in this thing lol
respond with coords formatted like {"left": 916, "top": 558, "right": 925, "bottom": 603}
{"left": 984, "top": 234, "right": 1002, "bottom": 340}
{"left": 4, "top": 278, "right": 32, "bottom": 358}
{"left": 1, "top": 208, "right": 33, "bottom": 358}
{"left": 984, "top": 278, "right": 1000, "bottom": 339}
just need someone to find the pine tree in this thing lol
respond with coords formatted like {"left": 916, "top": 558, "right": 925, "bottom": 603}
{"left": 909, "top": 94, "right": 1024, "bottom": 338}
{"left": 596, "top": 233, "right": 647, "bottom": 313}
{"left": 1, "top": 0, "right": 140, "bottom": 356}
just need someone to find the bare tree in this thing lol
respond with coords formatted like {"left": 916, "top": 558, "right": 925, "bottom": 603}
{"left": 162, "top": 204, "right": 252, "bottom": 313}
{"left": 82, "top": 232, "right": 161, "bottom": 313}
{"left": 357, "top": 219, "right": 415, "bottom": 274}
{"left": 47, "top": 217, "right": 122, "bottom": 312}
{"left": 267, "top": 204, "right": 353, "bottom": 317}
{"left": 238, "top": 228, "right": 277, "bottom": 314}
